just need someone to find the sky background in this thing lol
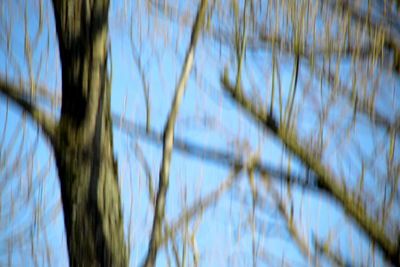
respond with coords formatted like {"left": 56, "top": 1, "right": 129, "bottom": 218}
{"left": 0, "top": 0, "right": 398, "bottom": 266}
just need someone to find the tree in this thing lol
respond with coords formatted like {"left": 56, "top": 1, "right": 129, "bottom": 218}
{"left": 1, "top": 0, "right": 127, "bottom": 265}
{"left": 0, "top": 0, "right": 399, "bottom": 266}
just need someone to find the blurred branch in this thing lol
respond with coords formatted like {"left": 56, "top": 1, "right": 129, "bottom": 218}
{"left": 313, "top": 235, "right": 353, "bottom": 267}
{"left": 221, "top": 72, "right": 400, "bottom": 266}
{"left": 327, "top": 0, "right": 400, "bottom": 73}
{"left": 253, "top": 32, "right": 399, "bottom": 133}
{"left": 267, "top": 185, "right": 315, "bottom": 265}
{"left": 166, "top": 166, "right": 242, "bottom": 242}
{"left": 113, "top": 112, "right": 323, "bottom": 191}
{"left": 314, "top": 63, "right": 400, "bottom": 134}
{"left": 234, "top": 0, "right": 248, "bottom": 93}
{"left": 134, "top": 143, "right": 154, "bottom": 205}
{"left": 143, "top": 1, "right": 209, "bottom": 266}
{"left": 213, "top": 29, "right": 373, "bottom": 61}
{"left": 0, "top": 78, "right": 57, "bottom": 143}
{"left": 130, "top": 17, "right": 151, "bottom": 133}
{"left": 164, "top": 222, "right": 182, "bottom": 267}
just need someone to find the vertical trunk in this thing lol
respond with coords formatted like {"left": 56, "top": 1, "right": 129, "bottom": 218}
{"left": 51, "top": 0, "right": 128, "bottom": 265}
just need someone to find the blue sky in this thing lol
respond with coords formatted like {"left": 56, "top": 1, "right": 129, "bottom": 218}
{"left": 0, "top": 0, "right": 397, "bottom": 266}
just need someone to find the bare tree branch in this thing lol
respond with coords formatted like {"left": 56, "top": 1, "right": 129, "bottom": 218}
{"left": 0, "top": 78, "right": 57, "bottom": 143}
{"left": 248, "top": 33, "right": 400, "bottom": 133}
{"left": 113, "top": 112, "right": 322, "bottom": 192}
{"left": 313, "top": 63, "right": 400, "bottom": 133}
{"left": 221, "top": 72, "right": 400, "bottom": 266}
{"left": 164, "top": 167, "right": 242, "bottom": 247}
{"left": 143, "top": 1, "right": 209, "bottom": 266}
{"left": 326, "top": 0, "right": 400, "bottom": 73}
{"left": 268, "top": 185, "right": 315, "bottom": 266}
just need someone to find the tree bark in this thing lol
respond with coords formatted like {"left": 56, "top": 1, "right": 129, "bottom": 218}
{"left": 51, "top": 0, "right": 128, "bottom": 265}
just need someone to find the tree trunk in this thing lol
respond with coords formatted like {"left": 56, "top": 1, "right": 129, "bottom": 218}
{"left": 51, "top": 0, "right": 128, "bottom": 265}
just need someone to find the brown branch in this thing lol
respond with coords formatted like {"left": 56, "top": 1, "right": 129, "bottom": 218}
{"left": 142, "top": 1, "right": 209, "bottom": 266}
{"left": 0, "top": 78, "right": 57, "bottom": 144}
{"left": 221, "top": 73, "right": 400, "bottom": 266}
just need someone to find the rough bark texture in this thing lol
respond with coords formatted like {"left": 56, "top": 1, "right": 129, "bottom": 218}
{"left": 51, "top": 0, "right": 128, "bottom": 265}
